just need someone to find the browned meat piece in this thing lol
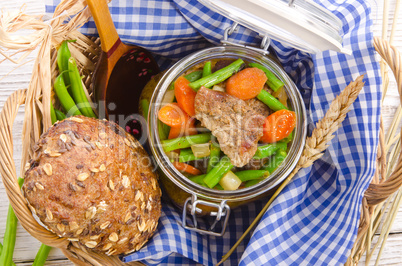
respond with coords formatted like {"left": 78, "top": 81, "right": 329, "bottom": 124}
{"left": 194, "top": 87, "right": 265, "bottom": 167}
{"left": 212, "top": 59, "right": 235, "bottom": 72}
{"left": 245, "top": 98, "right": 272, "bottom": 118}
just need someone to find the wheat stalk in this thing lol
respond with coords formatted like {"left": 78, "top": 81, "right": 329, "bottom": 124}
{"left": 217, "top": 75, "right": 365, "bottom": 265}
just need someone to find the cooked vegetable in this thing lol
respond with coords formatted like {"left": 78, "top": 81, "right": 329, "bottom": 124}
{"left": 260, "top": 110, "right": 296, "bottom": 143}
{"left": 166, "top": 150, "right": 180, "bottom": 161}
{"left": 189, "top": 59, "right": 244, "bottom": 91}
{"left": 263, "top": 150, "right": 287, "bottom": 173}
{"left": 158, "top": 120, "right": 170, "bottom": 140}
{"left": 248, "top": 62, "right": 284, "bottom": 92}
{"left": 219, "top": 171, "right": 242, "bottom": 190}
{"left": 245, "top": 179, "right": 263, "bottom": 187}
{"left": 162, "top": 133, "right": 212, "bottom": 152}
{"left": 68, "top": 57, "right": 97, "bottom": 118}
{"left": 212, "top": 84, "right": 225, "bottom": 92}
{"left": 0, "top": 178, "right": 23, "bottom": 266}
{"left": 179, "top": 148, "right": 195, "bottom": 162}
{"left": 235, "top": 170, "right": 269, "bottom": 182}
{"left": 168, "top": 118, "right": 197, "bottom": 139}
{"left": 202, "top": 61, "right": 212, "bottom": 77}
{"left": 191, "top": 143, "right": 210, "bottom": 157}
{"left": 57, "top": 40, "right": 75, "bottom": 86}
{"left": 185, "top": 70, "right": 203, "bottom": 82}
{"left": 189, "top": 174, "right": 207, "bottom": 186}
{"left": 54, "top": 73, "right": 82, "bottom": 116}
{"left": 168, "top": 126, "right": 182, "bottom": 139}
{"left": 174, "top": 76, "right": 197, "bottom": 117}
{"left": 281, "top": 130, "right": 293, "bottom": 143}
{"left": 54, "top": 110, "right": 66, "bottom": 121}
{"left": 253, "top": 142, "right": 288, "bottom": 159}
{"left": 179, "top": 148, "right": 207, "bottom": 162}
{"left": 272, "top": 87, "right": 288, "bottom": 108}
{"left": 140, "top": 99, "right": 150, "bottom": 121}
{"left": 257, "top": 89, "right": 288, "bottom": 111}
{"left": 207, "top": 142, "right": 221, "bottom": 173}
{"left": 32, "top": 244, "right": 52, "bottom": 266}
{"left": 172, "top": 161, "right": 202, "bottom": 175}
{"left": 215, "top": 184, "right": 224, "bottom": 190}
{"left": 203, "top": 156, "right": 233, "bottom": 188}
{"left": 161, "top": 90, "right": 175, "bottom": 106}
{"left": 226, "top": 67, "right": 267, "bottom": 100}
{"left": 158, "top": 103, "right": 189, "bottom": 127}
{"left": 50, "top": 102, "right": 57, "bottom": 124}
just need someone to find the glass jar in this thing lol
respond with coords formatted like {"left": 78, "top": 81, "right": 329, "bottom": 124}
{"left": 147, "top": 45, "right": 307, "bottom": 236}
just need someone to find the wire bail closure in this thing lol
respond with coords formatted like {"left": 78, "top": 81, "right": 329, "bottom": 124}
{"left": 221, "top": 22, "right": 270, "bottom": 55}
{"left": 182, "top": 195, "right": 231, "bottom": 236}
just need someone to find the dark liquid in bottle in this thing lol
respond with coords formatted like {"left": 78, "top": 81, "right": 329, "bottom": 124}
{"left": 105, "top": 48, "right": 159, "bottom": 140}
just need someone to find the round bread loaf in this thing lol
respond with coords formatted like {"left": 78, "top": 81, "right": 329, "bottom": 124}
{"left": 22, "top": 116, "right": 161, "bottom": 255}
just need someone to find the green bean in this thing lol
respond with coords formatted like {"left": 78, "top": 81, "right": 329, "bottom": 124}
{"left": 68, "top": 57, "right": 97, "bottom": 118}
{"left": 257, "top": 89, "right": 288, "bottom": 111}
{"left": 54, "top": 73, "right": 82, "bottom": 116}
{"left": 253, "top": 142, "right": 287, "bottom": 159}
{"left": 263, "top": 150, "right": 287, "bottom": 173}
{"left": 168, "top": 71, "right": 203, "bottom": 91}
{"left": 235, "top": 170, "right": 269, "bottom": 182}
{"left": 179, "top": 148, "right": 207, "bottom": 163}
{"left": 50, "top": 102, "right": 57, "bottom": 125}
{"left": 207, "top": 142, "right": 220, "bottom": 173}
{"left": 214, "top": 184, "right": 224, "bottom": 190}
{"left": 202, "top": 61, "right": 212, "bottom": 77}
{"left": 158, "top": 120, "right": 170, "bottom": 140}
{"left": 55, "top": 109, "right": 66, "bottom": 121}
{"left": 140, "top": 99, "right": 149, "bottom": 121}
{"left": 0, "top": 178, "right": 24, "bottom": 266}
{"left": 185, "top": 70, "right": 203, "bottom": 82}
{"left": 189, "top": 59, "right": 244, "bottom": 91}
{"left": 0, "top": 243, "right": 15, "bottom": 266}
{"left": 203, "top": 156, "right": 233, "bottom": 188}
{"left": 162, "top": 133, "right": 211, "bottom": 152}
{"left": 249, "top": 63, "right": 284, "bottom": 92}
{"left": 32, "top": 244, "right": 52, "bottom": 266}
{"left": 244, "top": 179, "right": 263, "bottom": 187}
{"left": 189, "top": 174, "right": 206, "bottom": 186}
{"left": 57, "top": 40, "right": 75, "bottom": 86}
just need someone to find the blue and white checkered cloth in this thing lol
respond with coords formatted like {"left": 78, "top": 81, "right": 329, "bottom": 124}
{"left": 46, "top": 0, "right": 381, "bottom": 264}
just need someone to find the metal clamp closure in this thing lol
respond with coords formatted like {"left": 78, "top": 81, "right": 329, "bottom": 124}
{"left": 221, "top": 22, "right": 270, "bottom": 55}
{"left": 182, "top": 195, "right": 230, "bottom": 237}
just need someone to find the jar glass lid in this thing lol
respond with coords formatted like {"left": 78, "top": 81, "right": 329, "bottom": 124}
{"left": 198, "top": 0, "right": 351, "bottom": 54}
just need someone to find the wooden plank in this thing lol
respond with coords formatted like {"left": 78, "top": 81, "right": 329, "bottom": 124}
{"left": 358, "top": 234, "right": 402, "bottom": 265}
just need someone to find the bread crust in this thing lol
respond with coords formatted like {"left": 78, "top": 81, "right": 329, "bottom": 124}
{"left": 23, "top": 116, "right": 161, "bottom": 255}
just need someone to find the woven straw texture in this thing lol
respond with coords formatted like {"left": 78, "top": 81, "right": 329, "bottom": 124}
{"left": 0, "top": 0, "right": 401, "bottom": 265}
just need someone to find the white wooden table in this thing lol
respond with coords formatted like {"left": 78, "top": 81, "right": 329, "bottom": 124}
{"left": 0, "top": 0, "right": 401, "bottom": 265}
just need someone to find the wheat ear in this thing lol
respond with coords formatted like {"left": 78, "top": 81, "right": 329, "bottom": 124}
{"left": 217, "top": 75, "right": 365, "bottom": 265}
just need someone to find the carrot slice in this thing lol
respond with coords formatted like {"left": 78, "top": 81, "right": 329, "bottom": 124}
{"left": 168, "top": 118, "right": 198, "bottom": 139}
{"left": 260, "top": 110, "right": 296, "bottom": 143}
{"left": 226, "top": 67, "right": 267, "bottom": 100}
{"left": 168, "top": 126, "right": 182, "bottom": 139}
{"left": 158, "top": 103, "right": 188, "bottom": 127}
{"left": 175, "top": 76, "right": 197, "bottom": 117}
{"left": 172, "top": 161, "right": 202, "bottom": 175}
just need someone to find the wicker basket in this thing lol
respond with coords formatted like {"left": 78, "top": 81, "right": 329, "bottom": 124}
{"left": 0, "top": 0, "right": 401, "bottom": 265}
